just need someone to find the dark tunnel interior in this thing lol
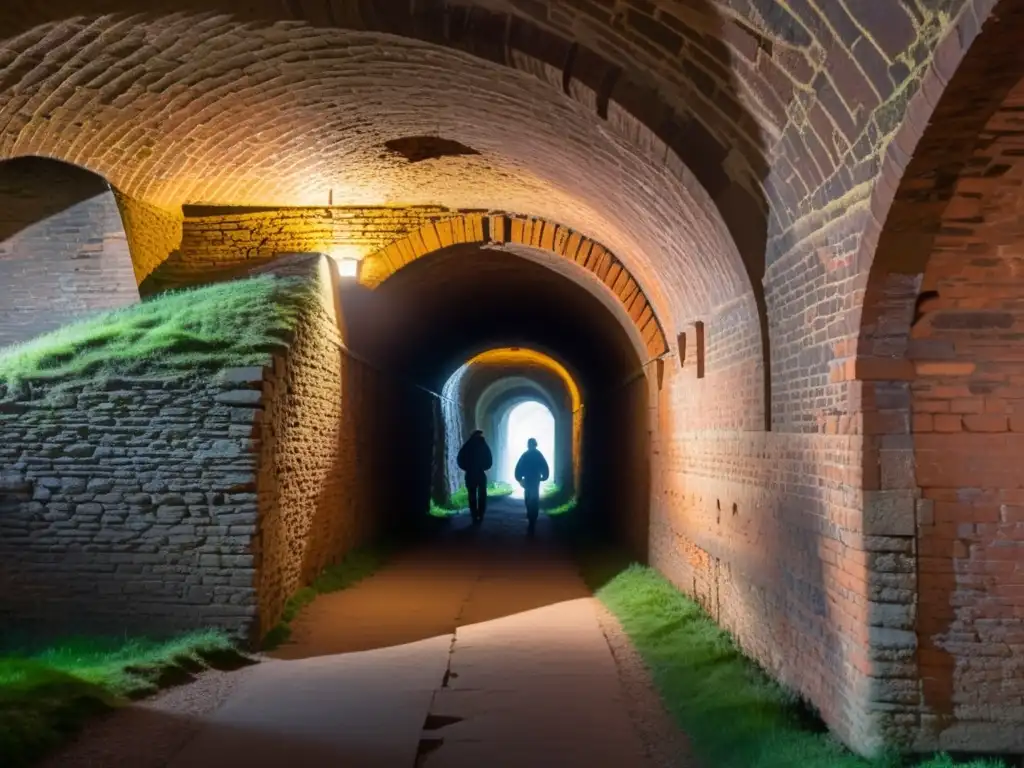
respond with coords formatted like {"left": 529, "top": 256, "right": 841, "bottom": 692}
{"left": 337, "top": 243, "right": 652, "bottom": 558}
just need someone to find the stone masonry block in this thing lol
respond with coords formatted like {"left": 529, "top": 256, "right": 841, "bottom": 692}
{"left": 863, "top": 490, "right": 916, "bottom": 537}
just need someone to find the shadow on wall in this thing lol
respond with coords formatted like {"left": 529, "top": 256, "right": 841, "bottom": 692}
{"left": 583, "top": 369, "right": 651, "bottom": 563}
{"left": 0, "top": 156, "right": 139, "bottom": 347}
{"left": 334, "top": 275, "right": 439, "bottom": 528}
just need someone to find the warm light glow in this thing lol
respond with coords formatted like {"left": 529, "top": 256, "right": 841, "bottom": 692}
{"left": 502, "top": 400, "right": 555, "bottom": 499}
{"left": 336, "top": 258, "right": 359, "bottom": 278}
{"left": 328, "top": 243, "right": 367, "bottom": 259}
{"left": 466, "top": 348, "right": 581, "bottom": 413}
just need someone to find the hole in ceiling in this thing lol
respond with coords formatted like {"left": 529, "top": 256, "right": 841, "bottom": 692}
{"left": 383, "top": 136, "right": 481, "bottom": 163}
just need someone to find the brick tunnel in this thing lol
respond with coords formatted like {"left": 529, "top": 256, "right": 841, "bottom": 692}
{"left": 1, "top": 0, "right": 1024, "bottom": 761}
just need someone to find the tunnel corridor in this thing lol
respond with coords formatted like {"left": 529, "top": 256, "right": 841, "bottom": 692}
{"left": 336, "top": 240, "right": 655, "bottom": 557}
{"left": 3, "top": 0, "right": 1024, "bottom": 764}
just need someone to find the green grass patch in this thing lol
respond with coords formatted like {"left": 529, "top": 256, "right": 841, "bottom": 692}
{"left": 262, "top": 547, "right": 388, "bottom": 649}
{"left": 539, "top": 483, "right": 577, "bottom": 516}
{"left": 586, "top": 560, "right": 1004, "bottom": 768}
{"left": 542, "top": 497, "right": 578, "bottom": 516}
{"left": 429, "top": 481, "right": 516, "bottom": 517}
{"left": 0, "top": 630, "right": 239, "bottom": 767}
{"left": 0, "top": 275, "right": 315, "bottom": 394}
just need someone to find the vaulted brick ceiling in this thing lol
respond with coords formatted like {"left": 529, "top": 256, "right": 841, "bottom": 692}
{"left": 0, "top": 0, "right": 965, "bottom": 333}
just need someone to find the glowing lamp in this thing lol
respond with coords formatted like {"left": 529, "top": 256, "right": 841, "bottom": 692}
{"left": 336, "top": 258, "right": 359, "bottom": 278}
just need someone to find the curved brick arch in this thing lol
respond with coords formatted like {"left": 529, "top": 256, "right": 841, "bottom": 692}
{"left": 848, "top": 0, "right": 1024, "bottom": 751}
{"left": 856, "top": 0, "right": 1006, "bottom": 366}
{"left": 0, "top": 0, "right": 767, "bottom": 272}
{"left": 453, "top": 347, "right": 582, "bottom": 495}
{"left": 0, "top": 3, "right": 776, "bottom": 429}
{"left": 360, "top": 213, "right": 668, "bottom": 361}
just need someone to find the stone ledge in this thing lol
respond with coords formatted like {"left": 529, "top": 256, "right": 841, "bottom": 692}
{"left": 214, "top": 389, "right": 264, "bottom": 406}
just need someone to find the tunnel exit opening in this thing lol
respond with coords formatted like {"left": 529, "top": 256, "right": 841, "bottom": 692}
{"left": 498, "top": 399, "right": 556, "bottom": 499}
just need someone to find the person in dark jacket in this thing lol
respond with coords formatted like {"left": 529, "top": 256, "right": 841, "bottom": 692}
{"left": 514, "top": 437, "right": 549, "bottom": 534}
{"left": 457, "top": 430, "right": 493, "bottom": 524}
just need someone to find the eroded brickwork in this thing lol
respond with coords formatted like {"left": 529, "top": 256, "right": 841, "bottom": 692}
{"left": 0, "top": 158, "right": 139, "bottom": 347}
{"left": 0, "top": 255, "right": 410, "bottom": 642}
{"left": 1, "top": 0, "right": 1021, "bottom": 756}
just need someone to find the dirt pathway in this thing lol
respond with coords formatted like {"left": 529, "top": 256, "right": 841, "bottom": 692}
{"left": 45, "top": 500, "right": 690, "bottom": 767}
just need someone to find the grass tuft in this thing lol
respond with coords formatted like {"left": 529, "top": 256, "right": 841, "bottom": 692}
{"left": 539, "top": 483, "right": 577, "bottom": 516}
{"left": 587, "top": 561, "right": 1005, "bottom": 768}
{"left": 0, "top": 275, "right": 314, "bottom": 393}
{"left": 429, "top": 481, "right": 516, "bottom": 517}
{"left": 0, "top": 630, "right": 238, "bottom": 767}
{"left": 262, "top": 547, "right": 388, "bottom": 649}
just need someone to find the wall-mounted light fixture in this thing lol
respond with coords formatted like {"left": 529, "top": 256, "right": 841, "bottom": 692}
{"left": 336, "top": 258, "right": 359, "bottom": 278}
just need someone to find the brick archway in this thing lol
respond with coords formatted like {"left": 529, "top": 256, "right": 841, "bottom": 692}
{"left": 851, "top": 0, "right": 1024, "bottom": 752}
{"left": 359, "top": 213, "right": 669, "bottom": 362}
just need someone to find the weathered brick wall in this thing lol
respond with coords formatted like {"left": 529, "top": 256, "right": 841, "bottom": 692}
{"left": 904, "top": 69, "right": 1024, "bottom": 752}
{"left": 182, "top": 206, "right": 452, "bottom": 267}
{"left": 254, "top": 256, "right": 385, "bottom": 637}
{"left": 0, "top": 157, "right": 139, "bottom": 348}
{"left": 0, "top": 374, "right": 266, "bottom": 638}
{"left": 114, "top": 192, "right": 184, "bottom": 284}
{"left": 1, "top": 0, "right": 1020, "bottom": 755}
{"left": 645, "top": 2, "right": 1012, "bottom": 756}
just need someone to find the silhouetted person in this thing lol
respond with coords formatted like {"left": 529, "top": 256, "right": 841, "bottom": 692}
{"left": 514, "top": 438, "right": 549, "bottom": 535}
{"left": 457, "top": 429, "right": 492, "bottom": 525}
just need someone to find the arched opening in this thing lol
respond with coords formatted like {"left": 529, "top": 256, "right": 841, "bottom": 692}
{"left": 853, "top": 1, "right": 1024, "bottom": 753}
{"left": 339, "top": 240, "right": 651, "bottom": 555}
{"left": 499, "top": 400, "right": 555, "bottom": 498}
{"left": 0, "top": 156, "right": 139, "bottom": 347}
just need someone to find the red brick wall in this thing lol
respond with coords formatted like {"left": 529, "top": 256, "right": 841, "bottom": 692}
{"left": 3, "top": 0, "right": 1023, "bottom": 757}
{"left": 0, "top": 157, "right": 139, "bottom": 347}
{"left": 181, "top": 206, "right": 452, "bottom": 266}
{"left": 646, "top": 0, "right": 1005, "bottom": 756}
{"left": 906, "top": 74, "right": 1024, "bottom": 753}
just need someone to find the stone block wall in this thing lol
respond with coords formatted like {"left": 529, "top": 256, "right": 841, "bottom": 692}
{"left": 0, "top": 157, "right": 139, "bottom": 348}
{"left": 0, "top": 254, "right": 409, "bottom": 642}
{"left": 0, "top": 375, "right": 266, "bottom": 638}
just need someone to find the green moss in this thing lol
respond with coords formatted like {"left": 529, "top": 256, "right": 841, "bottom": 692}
{"left": 586, "top": 561, "right": 1004, "bottom": 768}
{"left": 0, "top": 275, "right": 315, "bottom": 392}
{"left": 261, "top": 547, "right": 388, "bottom": 649}
{"left": 0, "top": 630, "right": 238, "bottom": 767}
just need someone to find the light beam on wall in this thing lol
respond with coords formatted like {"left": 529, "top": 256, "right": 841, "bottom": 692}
{"left": 502, "top": 400, "right": 555, "bottom": 499}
